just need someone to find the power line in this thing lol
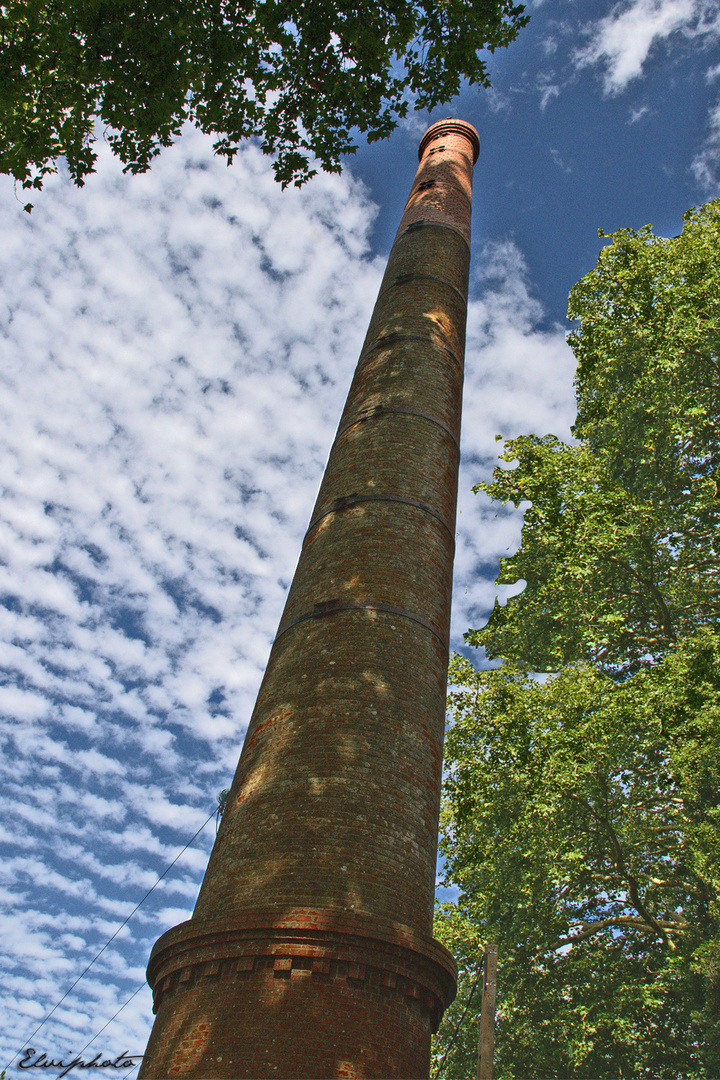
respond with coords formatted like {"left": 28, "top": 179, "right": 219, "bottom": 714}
{"left": 432, "top": 953, "right": 486, "bottom": 1079}
{"left": 4, "top": 806, "right": 216, "bottom": 1072}
{"left": 76, "top": 983, "right": 145, "bottom": 1059}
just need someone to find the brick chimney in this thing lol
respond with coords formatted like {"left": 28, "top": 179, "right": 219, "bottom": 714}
{"left": 139, "top": 117, "right": 479, "bottom": 1080}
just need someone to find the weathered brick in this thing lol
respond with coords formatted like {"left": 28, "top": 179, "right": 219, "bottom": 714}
{"left": 139, "top": 117, "right": 477, "bottom": 1080}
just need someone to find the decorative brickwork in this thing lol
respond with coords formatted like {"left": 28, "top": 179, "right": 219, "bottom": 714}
{"left": 143, "top": 912, "right": 456, "bottom": 1078}
{"left": 139, "top": 118, "right": 478, "bottom": 1080}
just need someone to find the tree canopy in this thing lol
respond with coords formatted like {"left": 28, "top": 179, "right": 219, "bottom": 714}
{"left": 434, "top": 201, "right": 720, "bottom": 1077}
{"left": 466, "top": 200, "right": 720, "bottom": 677}
{"left": 0, "top": 0, "right": 528, "bottom": 198}
{"left": 433, "top": 640, "right": 720, "bottom": 1079}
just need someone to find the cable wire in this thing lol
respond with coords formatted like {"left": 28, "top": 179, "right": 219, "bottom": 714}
{"left": 76, "top": 982, "right": 145, "bottom": 1058}
{"left": 431, "top": 952, "right": 486, "bottom": 1079}
{"left": 4, "top": 806, "right": 216, "bottom": 1072}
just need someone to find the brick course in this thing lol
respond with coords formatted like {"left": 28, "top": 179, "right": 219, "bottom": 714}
{"left": 139, "top": 118, "right": 478, "bottom": 1080}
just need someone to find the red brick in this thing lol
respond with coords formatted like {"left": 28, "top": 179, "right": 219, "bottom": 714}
{"left": 139, "top": 117, "right": 477, "bottom": 1080}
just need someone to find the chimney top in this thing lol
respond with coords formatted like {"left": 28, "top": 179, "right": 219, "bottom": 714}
{"left": 418, "top": 119, "right": 480, "bottom": 164}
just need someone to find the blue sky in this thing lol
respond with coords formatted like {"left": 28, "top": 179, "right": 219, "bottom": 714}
{"left": 1, "top": 0, "right": 719, "bottom": 1070}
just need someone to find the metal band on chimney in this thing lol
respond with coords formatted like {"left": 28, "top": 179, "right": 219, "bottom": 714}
{"left": 335, "top": 406, "right": 461, "bottom": 453}
{"left": 275, "top": 599, "right": 448, "bottom": 650}
{"left": 356, "top": 333, "right": 463, "bottom": 374}
{"left": 303, "top": 493, "right": 456, "bottom": 547}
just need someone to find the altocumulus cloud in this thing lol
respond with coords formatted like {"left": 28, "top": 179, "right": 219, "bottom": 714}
{"left": 0, "top": 129, "right": 575, "bottom": 1062}
{"left": 574, "top": 0, "right": 720, "bottom": 94}
{"left": 0, "top": 129, "right": 383, "bottom": 1063}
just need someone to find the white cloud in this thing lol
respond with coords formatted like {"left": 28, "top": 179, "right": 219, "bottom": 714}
{"left": 452, "top": 240, "right": 577, "bottom": 642}
{"left": 691, "top": 95, "right": 720, "bottom": 187}
{"left": 629, "top": 103, "right": 651, "bottom": 122}
{"left": 539, "top": 82, "right": 561, "bottom": 110}
{"left": 0, "top": 129, "right": 384, "bottom": 1064}
{"left": 485, "top": 88, "right": 513, "bottom": 114}
{"left": 550, "top": 147, "right": 573, "bottom": 172}
{"left": 574, "top": 0, "right": 720, "bottom": 94}
{"left": 0, "top": 131, "right": 577, "bottom": 1065}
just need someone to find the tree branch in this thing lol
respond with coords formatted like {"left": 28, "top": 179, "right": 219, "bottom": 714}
{"left": 550, "top": 914, "right": 688, "bottom": 951}
{"left": 564, "top": 791, "right": 674, "bottom": 947}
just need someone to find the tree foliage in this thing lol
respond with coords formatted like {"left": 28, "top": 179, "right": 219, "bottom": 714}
{"left": 433, "top": 640, "right": 720, "bottom": 1078}
{"left": 467, "top": 200, "right": 720, "bottom": 676}
{"left": 435, "top": 201, "right": 720, "bottom": 1076}
{"left": 0, "top": 0, "right": 528, "bottom": 196}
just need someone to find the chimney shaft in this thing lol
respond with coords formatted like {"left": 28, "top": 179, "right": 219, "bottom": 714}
{"left": 139, "top": 118, "right": 479, "bottom": 1080}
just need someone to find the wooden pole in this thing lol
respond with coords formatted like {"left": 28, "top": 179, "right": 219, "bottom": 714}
{"left": 476, "top": 944, "right": 498, "bottom": 1080}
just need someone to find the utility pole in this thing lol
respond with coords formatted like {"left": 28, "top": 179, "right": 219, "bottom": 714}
{"left": 477, "top": 944, "right": 498, "bottom": 1080}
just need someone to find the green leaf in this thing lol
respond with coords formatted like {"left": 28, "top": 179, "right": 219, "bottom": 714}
{"left": 434, "top": 636, "right": 720, "bottom": 1078}
{"left": 0, "top": 0, "right": 529, "bottom": 191}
